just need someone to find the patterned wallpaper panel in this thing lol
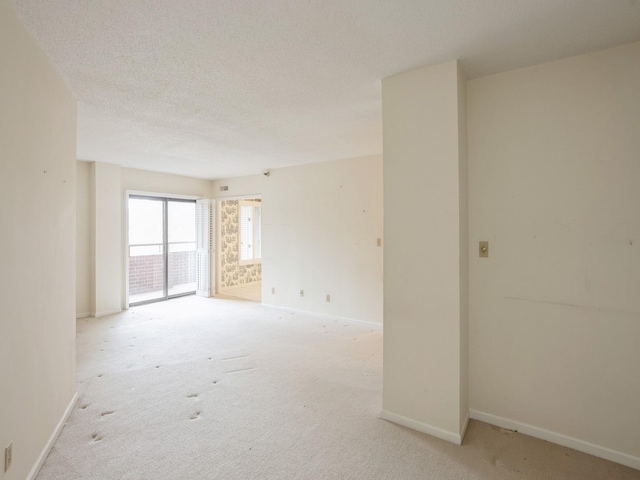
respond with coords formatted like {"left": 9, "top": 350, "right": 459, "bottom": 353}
{"left": 220, "top": 200, "right": 262, "bottom": 289}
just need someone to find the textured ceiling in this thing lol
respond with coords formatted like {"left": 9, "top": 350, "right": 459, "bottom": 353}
{"left": 9, "top": 0, "right": 640, "bottom": 179}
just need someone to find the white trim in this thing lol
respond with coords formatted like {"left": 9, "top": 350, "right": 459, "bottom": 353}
{"left": 126, "top": 190, "right": 202, "bottom": 200}
{"left": 261, "top": 303, "right": 383, "bottom": 330}
{"left": 380, "top": 410, "right": 463, "bottom": 445}
{"left": 27, "top": 392, "right": 78, "bottom": 480}
{"left": 123, "top": 189, "right": 130, "bottom": 310}
{"left": 470, "top": 410, "right": 640, "bottom": 471}
{"left": 461, "top": 409, "right": 470, "bottom": 442}
{"left": 215, "top": 193, "right": 261, "bottom": 201}
{"left": 75, "top": 312, "right": 90, "bottom": 319}
{"left": 93, "top": 309, "right": 122, "bottom": 318}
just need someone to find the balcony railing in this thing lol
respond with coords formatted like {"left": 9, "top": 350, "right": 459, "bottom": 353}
{"left": 128, "top": 242, "right": 196, "bottom": 297}
{"left": 129, "top": 241, "right": 196, "bottom": 257}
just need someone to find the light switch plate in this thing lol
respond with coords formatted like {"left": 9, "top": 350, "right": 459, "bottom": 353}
{"left": 479, "top": 241, "right": 489, "bottom": 258}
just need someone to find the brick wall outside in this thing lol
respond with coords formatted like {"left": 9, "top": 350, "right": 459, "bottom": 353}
{"left": 168, "top": 250, "right": 196, "bottom": 289}
{"left": 129, "top": 251, "right": 196, "bottom": 295}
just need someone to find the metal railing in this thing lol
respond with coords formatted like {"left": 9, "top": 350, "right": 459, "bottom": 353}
{"left": 129, "top": 241, "right": 196, "bottom": 257}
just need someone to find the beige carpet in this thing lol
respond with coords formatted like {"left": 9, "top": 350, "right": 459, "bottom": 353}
{"left": 37, "top": 296, "right": 639, "bottom": 479}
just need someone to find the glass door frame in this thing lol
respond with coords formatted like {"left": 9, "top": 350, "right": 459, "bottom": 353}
{"left": 125, "top": 192, "right": 198, "bottom": 308}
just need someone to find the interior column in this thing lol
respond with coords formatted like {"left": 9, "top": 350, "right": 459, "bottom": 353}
{"left": 91, "top": 161, "right": 123, "bottom": 317}
{"left": 381, "top": 60, "right": 469, "bottom": 444}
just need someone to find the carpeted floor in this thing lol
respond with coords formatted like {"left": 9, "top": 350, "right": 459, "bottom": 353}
{"left": 37, "top": 296, "right": 639, "bottom": 479}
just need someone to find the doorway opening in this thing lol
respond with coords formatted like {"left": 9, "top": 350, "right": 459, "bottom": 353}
{"left": 218, "top": 197, "right": 262, "bottom": 302}
{"left": 127, "top": 195, "right": 197, "bottom": 306}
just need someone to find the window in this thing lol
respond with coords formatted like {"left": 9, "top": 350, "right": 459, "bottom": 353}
{"left": 239, "top": 200, "right": 261, "bottom": 265}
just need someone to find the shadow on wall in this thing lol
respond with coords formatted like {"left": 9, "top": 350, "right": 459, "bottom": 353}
{"left": 220, "top": 199, "right": 261, "bottom": 289}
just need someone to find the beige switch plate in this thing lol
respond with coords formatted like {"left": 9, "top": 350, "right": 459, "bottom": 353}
{"left": 479, "top": 241, "right": 489, "bottom": 258}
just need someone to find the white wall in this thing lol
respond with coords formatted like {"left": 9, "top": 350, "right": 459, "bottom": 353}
{"left": 212, "top": 175, "right": 262, "bottom": 200}
{"left": 92, "top": 162, "right": 122, "bottom": 316}
{"left": 382, "top": 61, "right": 468, "bottom": 443}
{"left": 0, "top": 2, "right": 77, "bottom": 479}
{"left": 75, "top": 163, "right": 211, "bottom": 314}
{"left": 468, "top": 41, "right": 640, "bottom": 465}
{"left": 122, "top": 167, "right": 211, "bottom": 198}
{"left": 76, "top": 161, "right": 92, "bottom": 317}
{"left": 261, "top": 156, "right": 383, "bottom": 323}
{"left": 457, "top": 65, "right": 470, "bottom": 430}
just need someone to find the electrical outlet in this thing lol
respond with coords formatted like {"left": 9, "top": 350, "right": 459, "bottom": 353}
{"left": 271, "top": 287, "right": 275, "bottom": 294}
{"left": 299, "top": 290, "right": 304, "bottom": 297}
{"left": 5, "top": 442, "right": 12, "bottom": 472}
{"left": 326, "top": 294, "right": 331, "bottom": 302}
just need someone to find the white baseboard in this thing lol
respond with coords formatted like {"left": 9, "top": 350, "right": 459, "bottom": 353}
{"left": 381, "top": 409, "right": 464, "bottom": 445}
{"left": 93, "top": 309, "right": 122, "bottom": 318}
{"left": 76, "top": 312, "right": 90, "bottom": 319}
{"left": 262, "top": 303, "right": 383, "bottom": 330}
{"left": 470, "top": 409, "right": 640, "bottom": 471}
{"left": 27, "top": 392, "right": 78, "bottom": 480}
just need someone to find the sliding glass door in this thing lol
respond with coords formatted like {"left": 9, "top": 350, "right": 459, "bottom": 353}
{"left": 167, "top": 200, "right": 197, "bottom": 296}
{"left": 128, "top": 196, "right": 196, "bottom": 306}
{"left": 128, "top": 197, "right": 165, "bottom": 304}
